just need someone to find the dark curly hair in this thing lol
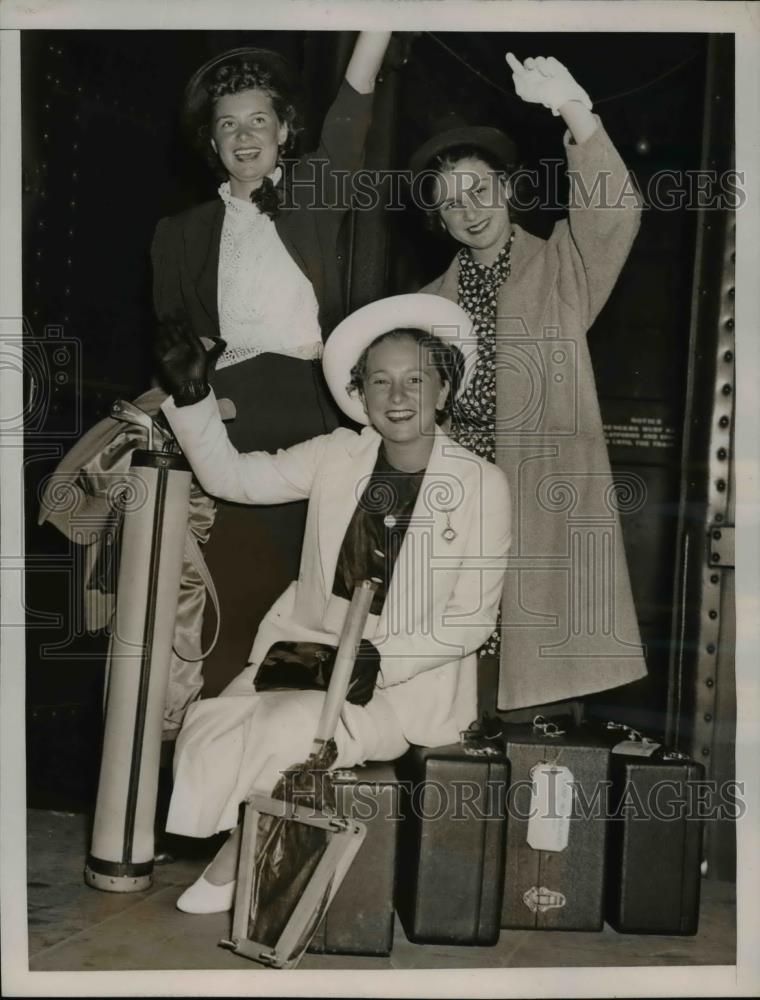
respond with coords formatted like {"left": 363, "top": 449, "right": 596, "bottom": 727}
{"left": 184, "top": 54, "right": 304, "bottom": 180}
{"left": 348, "top": 328, "right": 464, "bottom": 425}
{"left": 418, "top": 143, "right": 513, "bottom": 237}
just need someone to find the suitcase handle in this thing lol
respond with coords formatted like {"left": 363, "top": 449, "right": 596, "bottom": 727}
{"left": 532, "top": 714, "right": 565, "bottom": 737}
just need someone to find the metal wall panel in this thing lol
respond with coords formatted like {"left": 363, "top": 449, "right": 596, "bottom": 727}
{"left": 666, "top": 35, "right": 736, "bottom": 879}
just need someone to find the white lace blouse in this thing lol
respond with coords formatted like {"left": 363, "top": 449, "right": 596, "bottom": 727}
{"left": 215, "top": 177, "right": 322, "bottom": 370}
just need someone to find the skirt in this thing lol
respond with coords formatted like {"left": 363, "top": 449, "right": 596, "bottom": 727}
{"left": 199, "top": 353, "right": 340, "bottom": 695}
{"left": 166, "top": 686, "right": 409, "bottom": 838}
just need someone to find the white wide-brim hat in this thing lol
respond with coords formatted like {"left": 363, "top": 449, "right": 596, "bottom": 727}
{"left": 322, "top": 293, "right": 477, "bottom": 425}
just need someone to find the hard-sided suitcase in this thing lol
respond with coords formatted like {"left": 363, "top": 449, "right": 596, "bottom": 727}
{"left": 597, "top": 722, "right": 705, "bottom": 935}
{"left": 501, "top": 718, "right": 610, "bottom": 931}
{"left": 395, "top": 738, "right": 509, "bottom": 945}
{"left": 307, "top": 762, "right": 401, "bottom": 956}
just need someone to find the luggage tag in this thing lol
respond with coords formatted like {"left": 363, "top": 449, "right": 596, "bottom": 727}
{"left": 526, "top": 761, "right": 574, "bottom": 852}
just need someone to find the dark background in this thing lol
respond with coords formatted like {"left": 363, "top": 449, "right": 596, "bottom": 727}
{"left": 20, "top": 30, "right": 728, "bottom": 810}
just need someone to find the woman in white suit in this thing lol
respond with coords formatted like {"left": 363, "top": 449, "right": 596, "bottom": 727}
{"left": 156, "top": 294, "right": 511, "bottom": 912}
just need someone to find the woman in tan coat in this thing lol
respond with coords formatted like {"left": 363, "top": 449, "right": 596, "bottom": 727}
{"left": 411, "top": 53, "right": 648, "bottom": 714}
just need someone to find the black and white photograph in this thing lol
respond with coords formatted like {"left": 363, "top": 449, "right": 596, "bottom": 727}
{"left": 1, "top": 1, "right": 758, "bottom": 996}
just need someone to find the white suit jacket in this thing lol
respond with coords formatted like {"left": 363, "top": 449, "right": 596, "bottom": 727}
{"left": 163, "top": 391, "right": 512, "bottom": 747}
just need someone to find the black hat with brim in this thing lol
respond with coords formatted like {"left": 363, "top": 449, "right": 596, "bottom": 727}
{"left": 181, "top": 46, "right": 300, "bottom": 136}
{"left": 409, "top": 125, "right": 518, "bottom": 178}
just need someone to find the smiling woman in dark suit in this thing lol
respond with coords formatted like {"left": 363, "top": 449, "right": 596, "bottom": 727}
{"left": 150, "top": 35, "right": 391, "bottom": 721}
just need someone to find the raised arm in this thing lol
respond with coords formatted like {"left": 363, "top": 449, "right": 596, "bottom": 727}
{"left": 311, "top": 32, "right": 392, "bottom": 182}
{"left": 162, "top": 389, "right": 327, "bottom": 505}
{"left": 345, "top": 31, "right": 393, "bottom": 95}
{"left": 155, "top": 318, "right": 326, "bottom": 504}
{"left": 506, "top": 52, "right": 597, "bottom": 143}
{"left": 507, "top": 52, "right": 641, "bottom": 329}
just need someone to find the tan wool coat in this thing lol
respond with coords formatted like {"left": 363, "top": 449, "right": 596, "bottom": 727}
{"left": 422, "top": 119, "right": 648, "bottom": 709}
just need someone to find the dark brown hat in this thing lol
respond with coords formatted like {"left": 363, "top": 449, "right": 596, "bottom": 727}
{"left": 409, "top": 121, "right": 518, "bottom": 178}
{"left": 181, "top": 46, "right": 300, "bottom": 137}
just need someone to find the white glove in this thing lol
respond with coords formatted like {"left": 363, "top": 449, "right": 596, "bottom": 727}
{"left": 506, "top": 53, "right": 593, "bottom": 117}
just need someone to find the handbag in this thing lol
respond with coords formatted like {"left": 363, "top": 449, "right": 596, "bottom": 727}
{"left": 253, "top": 641, "right": 338, "bottom": 692}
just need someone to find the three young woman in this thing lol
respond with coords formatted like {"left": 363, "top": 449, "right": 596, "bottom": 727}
{"left": 156, "top": 47, "right": 647, "bottom": 911}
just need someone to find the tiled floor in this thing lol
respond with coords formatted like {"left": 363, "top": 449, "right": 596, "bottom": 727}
{"left": 26, "top": 809, "right": 736, "bottom": 971}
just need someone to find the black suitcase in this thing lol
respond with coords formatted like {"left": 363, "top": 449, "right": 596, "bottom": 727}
{"left": 501, "top": 719, "right": 610, "bottom": 931}
{"left": 597, "top": 722, "right": 705, "bottom": 935}
{"left": 395, "top": 738, "right": 509, "bottom": 945}
{"left": 307, "top": 762, "right": 400, "bottom": 956}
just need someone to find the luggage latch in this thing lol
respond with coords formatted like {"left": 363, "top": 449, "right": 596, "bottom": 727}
{"left": 330, "top": 769, "right": 359, "bottom": 782}
{"left": 463, "top": 744, "right": 501, "bottom": 758}
{"left": 523, "top": 885, "right": 567, "bottom": 914}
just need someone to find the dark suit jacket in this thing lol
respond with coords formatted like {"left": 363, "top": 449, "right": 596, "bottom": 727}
{"left": 150, "top": 80, "right": 373, "bottom": 342}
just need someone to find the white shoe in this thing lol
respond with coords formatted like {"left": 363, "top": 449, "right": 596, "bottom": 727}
{"left": 176, "top": 866, "right": 236, "bottom": 914}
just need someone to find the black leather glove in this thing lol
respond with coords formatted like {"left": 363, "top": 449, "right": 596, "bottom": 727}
{"left": 346, "top": 638, "right": 381, "bottom": 706}
{"left": 154, "top": 316, "right": 226, "bottom": 407}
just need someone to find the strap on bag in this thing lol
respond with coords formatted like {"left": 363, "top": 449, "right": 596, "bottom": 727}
{"left": 172, "top": 532, "right": 221, "bottom": 662}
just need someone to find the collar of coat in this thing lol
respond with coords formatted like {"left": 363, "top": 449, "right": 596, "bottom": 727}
{"left": 422, "top": 224, "right": 547, "bottom": 302}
